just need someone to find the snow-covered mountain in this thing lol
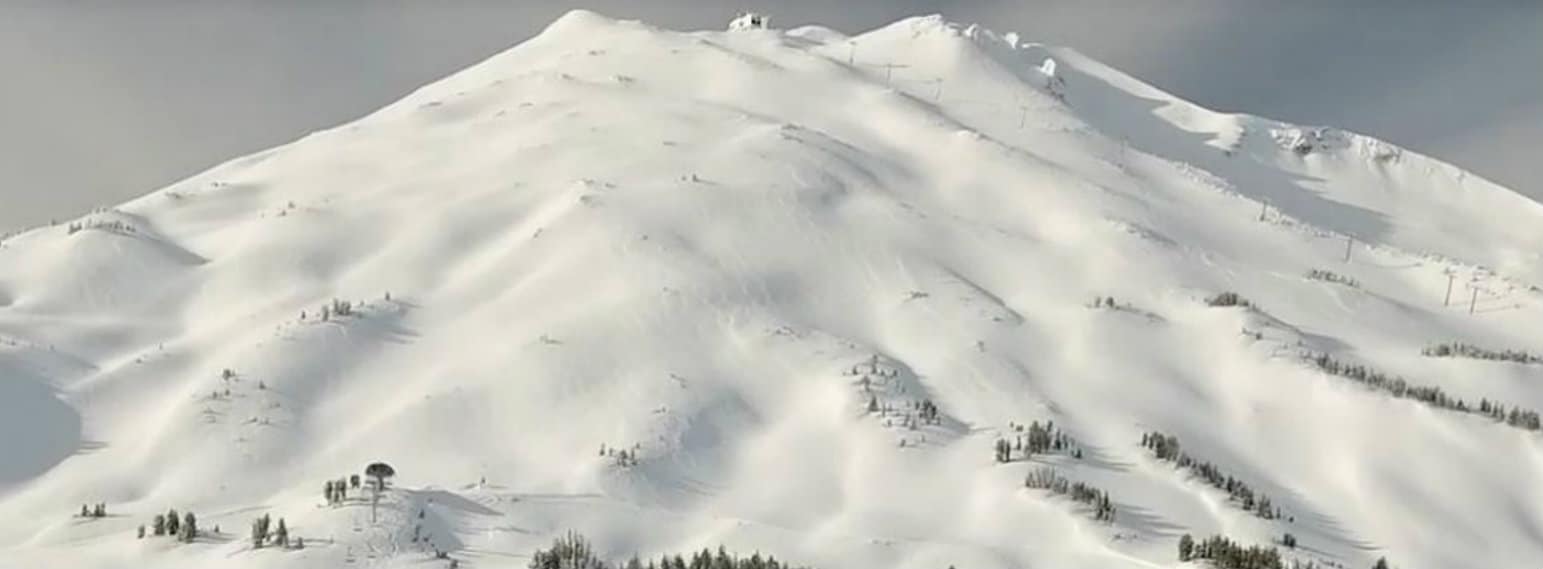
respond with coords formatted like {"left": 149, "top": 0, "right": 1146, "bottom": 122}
{"left": 2, "top": 10, "right": 1541, "bottom": 569}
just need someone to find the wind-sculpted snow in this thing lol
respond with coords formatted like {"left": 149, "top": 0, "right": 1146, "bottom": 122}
{"left": 1, "top": 9, "right": 1541, "bottom": 569}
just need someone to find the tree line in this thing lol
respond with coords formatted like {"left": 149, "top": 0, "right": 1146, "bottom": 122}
{"left": 1178, "top": 534, "right": 1284, "bottom": 568}
{"left": 1308, "top": 352, "right": 1542, "bottom": 432}
{"left": 1024, "top": 467, "right": 1116, "bottom": 523}
{"left": 1178, "top": 534, "right": 1391, "bottom": 569}
{"left": 995, "top": 420, "right": 1082, "bottom": 463}
{"left": 1422, "top": 342, "right": 1542, "bottom": 365}
{"left": 528, "top": 532, "right": 810, "bottom": 569}
{"left": 1305, "top": 269, "right": 1358, "bottom": 288}
{"left": 1141, "top": 431, "right": 1285, "bottom": 521}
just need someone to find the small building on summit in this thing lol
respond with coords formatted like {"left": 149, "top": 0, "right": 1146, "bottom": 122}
{"left": 729, "top": 12, "right": 770, "bottom": 31}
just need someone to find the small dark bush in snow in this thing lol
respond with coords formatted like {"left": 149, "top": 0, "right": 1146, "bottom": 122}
{"left": 1205, "top": 292, "right": 1251, "bottom": 308}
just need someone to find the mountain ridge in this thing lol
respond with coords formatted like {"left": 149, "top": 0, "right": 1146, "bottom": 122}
{"left": 1, "top": 10, "right": 1541, "bottom": 569}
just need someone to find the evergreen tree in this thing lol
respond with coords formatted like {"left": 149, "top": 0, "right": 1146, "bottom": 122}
{"left": 1371, "top": 557, "right": 1390, "bottom": 569}
{"left": 1178, "top": 534, "right": 1194, "bottom": 561}
{"left": 137, "top": 525, "right": 145, "bottom": 539}
{"left": 153, "top": 514, "right": 167, "bottom": 536}
{"left": 80, "top": 504, "right": 89, "bottom": 518}
{"left": 1256, "top": 495, "right": 1275, "bottom": 519}
{"left": 528, "top": 531, "right": 605, "bottom": 569}
{"left": 275, "top": 518, "right": 289, "bottom": 548}
{"left": 1184, "top": 535, "right": 1284, "bottom": 569}
{"left": 166, "top": 509, "right": 180, "bottom": 536}
{"left": 251, "top": 514, "right": 271, "bottom": 549}
{"left": 181, "top": 512, "right": 198, "bottom": 543}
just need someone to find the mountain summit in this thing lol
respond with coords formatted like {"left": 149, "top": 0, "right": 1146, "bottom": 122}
{"left": 2, "top": 11, "right": 1541, "bottom": 569}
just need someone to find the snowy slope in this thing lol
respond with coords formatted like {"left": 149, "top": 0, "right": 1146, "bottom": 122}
{"left": 2, "top": 10, "right": 1542, "bottom": 569}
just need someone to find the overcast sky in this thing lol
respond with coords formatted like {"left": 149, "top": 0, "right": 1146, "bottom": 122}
{"left": 2, "top": 1, "right": 1539, "bottom": 235}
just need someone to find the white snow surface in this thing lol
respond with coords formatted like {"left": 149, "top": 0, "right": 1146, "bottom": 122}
{"left": 2, "top": 10, "right": 1542, "bottom": 569}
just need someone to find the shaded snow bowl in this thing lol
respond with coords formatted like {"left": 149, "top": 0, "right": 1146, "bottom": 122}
{"left": 0, "top": 376, "right": 81, "bottom": 489}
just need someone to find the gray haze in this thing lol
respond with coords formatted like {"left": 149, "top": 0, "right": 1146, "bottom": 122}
{"left": 2, "top": 1, "right": 1539, "bottom": 235}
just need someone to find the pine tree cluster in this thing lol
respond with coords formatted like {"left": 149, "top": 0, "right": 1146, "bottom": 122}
{"left": 1023, "top": 467, "right": 1116, "bottom": 522}
{"left": 913, "top": 399, "right": 941, "bottom": 425}
{"left": 1087, "top": 296, "right": 1164, "bottom": 320}
{"left": 847, "top": 355, "right": 897, "bottom": 379}
{"left": 66, "top": 219, "right": 137, "bottom": 236}
{"left": 141, "top": 508, "right": 198, "bottom": 543}
{"left": 325, "top": 477, "right": 351, "bottom": 505}
{"left": 1141, "top": 432, "right": 1284, "bottom": 520}
{"left": 1478, "top": 399, "right": 1543, "bottom": 429}
{"left": 312, "top": 298, "right": 360, "bottom": 322}
{"left": 527, "top": 532, "right": 810, "bottom": 569}
{"left": 599, "top": 443, "right": 642, "bottom": 468}
{"left": 250, "top": 514, "right": 290, "bottom": 549}
{"left": 1309, "top": 352, "right": 1542, "bottom": 432}
{"left": 1176, "top": 533, "right": 1342, "bottom": 569}
{"left": 1304, "top": 269, "right": 1359, "bottom": 288}
{"left": 1205, "top": 292, "right": 1252, "bottom": 308}
{"left": 1422, "top": 342, "right": 1543, "bottom": 365}
{"left": 872, "top": 397, "right": 942, "bottom": 431}
{"left": 79, "top": 503, "right": 107, "bottom": 518}
{"left": 1177, "top": 534, "right": 1285, "bottom": 568}
{"left": 851, "top": 355, "right": 942, "bottom": 432}
{"left": 995, "top": 420, "right": 1082, "bottom": 463}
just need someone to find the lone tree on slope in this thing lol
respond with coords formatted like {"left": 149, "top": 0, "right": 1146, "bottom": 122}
{"left": 180, "top": 512, "right": 198, "bottom": 543}
{"left": 274, "top": 518, "right": 289, "bottom": 548}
